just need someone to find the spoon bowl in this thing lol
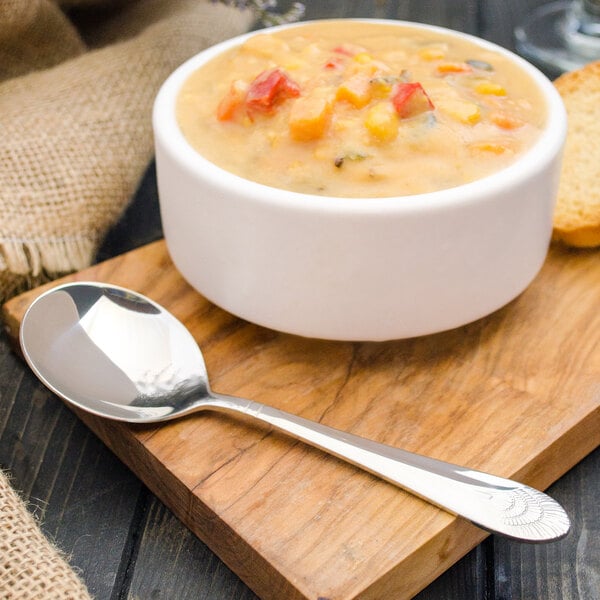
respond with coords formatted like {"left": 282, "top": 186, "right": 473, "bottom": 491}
{"left": 20, "top": 281, "right": 571, "bottom": 542}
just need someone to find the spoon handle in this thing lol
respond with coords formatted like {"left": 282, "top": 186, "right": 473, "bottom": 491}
{"left": 209, "top": 393, "right": 569, "bottom": 542}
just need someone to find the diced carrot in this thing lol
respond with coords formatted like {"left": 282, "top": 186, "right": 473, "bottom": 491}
{"left": 336, "top": 75, "right": 372, "bottom": 108}
{"left": 216, "top": 94, "right": 238, "bottom": 121}
{"left": 245, "top": 68, "right": 300, "bottom": 113}
{"left": 391, "top": 82, "right": 434, "bottom": 118}
{"left": 470, "top": 142, "right": 510, "bottom": 154}
{"left": 216, "top": 80, "right": 248, "bottom": 121}
{"left": 436, "top": 62, "right": 472, "bottom": 74}
{"left": 490, "top": 112, "right": 524, "bottom": 129}
{"left": 289, "top": 95, "right": 332, "bottom": 141}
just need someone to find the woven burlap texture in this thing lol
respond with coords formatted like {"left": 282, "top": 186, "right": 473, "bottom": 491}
{"left": 0, "top": 470, "right": 92, "bottom": 599}
{"left": 0, "top": 0, "right": 253, "bottom": 302}
{"left": 0, "top": 1, "right": 252, "bottom": 597}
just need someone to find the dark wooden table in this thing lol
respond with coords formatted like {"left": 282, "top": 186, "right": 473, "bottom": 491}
{"left": 1, "top": 1, "right": 598, "bottom": 598}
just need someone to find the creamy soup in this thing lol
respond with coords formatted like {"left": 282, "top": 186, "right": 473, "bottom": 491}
{"left": 176, "top": 21, "right": 546, "bottom": 197}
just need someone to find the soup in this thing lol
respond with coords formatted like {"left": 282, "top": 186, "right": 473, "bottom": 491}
{"left": 176, "top": 21, "right": 546, "bottom": 197}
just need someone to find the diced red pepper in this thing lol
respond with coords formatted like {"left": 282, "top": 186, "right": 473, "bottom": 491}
{"left": 245, "top": 68, "right": 300, "bottom": 113}
{"left": 391, "top": 82, "right": 435, "bottom": 119}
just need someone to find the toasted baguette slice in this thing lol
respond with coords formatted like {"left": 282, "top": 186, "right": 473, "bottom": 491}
{"left": 552, "top": 60, "right": 600, "bottom": 248}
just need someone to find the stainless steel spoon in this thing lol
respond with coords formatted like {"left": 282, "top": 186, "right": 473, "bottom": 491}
{"left": 19, "top": 281, "right": 570, "bottom": 542}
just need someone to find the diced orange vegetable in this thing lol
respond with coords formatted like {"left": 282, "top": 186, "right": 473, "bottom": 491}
{"left": 245, "top": 68, "right": 300, "bottom": 113}
{"left": 469, "top": 142, "right": 510, "bottom": 154}
{"left": 490, "top": 112, "right": 524, "bottom": 129}
{"left": 364, "top": 102, "right": 399, "bottom": 142}
{"left": 216, "top": 80, "right": 248, "bottom": 121}
{"left": 289, "top": 95, "right": 332, "bottom": 141}
{"left": 437, "top": 62, "right": 472, "bottom": 74}
{"left": 391, "top": 82, "right": 435, "bottom": 118}
{"left": 336, "top": 75, "right": 372, "bottom": 108}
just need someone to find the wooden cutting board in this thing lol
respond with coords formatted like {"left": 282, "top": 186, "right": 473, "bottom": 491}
{"left": 3, "top": 239, "right": 599, "bottom": 600}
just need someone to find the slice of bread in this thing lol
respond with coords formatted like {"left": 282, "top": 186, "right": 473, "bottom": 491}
{"left": 552, "top": 60, "right": 600, "bottom": 248}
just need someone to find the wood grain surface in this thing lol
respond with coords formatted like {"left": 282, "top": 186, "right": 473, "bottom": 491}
{"left": 4, "top": 239, "right": 599, "bottom": 600}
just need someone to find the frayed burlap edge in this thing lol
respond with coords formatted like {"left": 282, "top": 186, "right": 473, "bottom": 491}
{"left": 0, "top": 469, "right": 92, "bottom": 599}
{"left": 0, "top": 235, "right": 98, "bottom": 299}
{"left": 0, "top": 0, "right": 253, "bottom": 305}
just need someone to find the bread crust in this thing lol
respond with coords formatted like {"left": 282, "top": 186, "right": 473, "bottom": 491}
{"left": 552, "top": 60, "right": 600, "bottom": 248}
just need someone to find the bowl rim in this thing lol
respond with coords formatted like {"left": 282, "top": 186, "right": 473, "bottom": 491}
{"left": 153, "top": 18, "right": 567, "bottom": 215}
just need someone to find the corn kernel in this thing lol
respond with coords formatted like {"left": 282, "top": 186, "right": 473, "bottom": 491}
{"left": 282, "top": 60, "right": 306, "bottom": 71}
{"left": 437, "top": 99, "right": 481, "bottom": 124}
{"left": 370, "top": 78, "right": 393, "bottom": 98}
{"left": 419, "top": 46, "right": 446, "bottom": 60}
{"left": 474, "top": 80, "right": 506, "bottom": 95}
{"left": 353, "top": 52, "right": 373, "bottom": 64}
{"left": 364, "top": 102, "right": 399, "bottom": 142}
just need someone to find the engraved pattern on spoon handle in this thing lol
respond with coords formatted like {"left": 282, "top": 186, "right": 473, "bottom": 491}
{"left": 209, "top": 394, "right": 570, "bottom": 542}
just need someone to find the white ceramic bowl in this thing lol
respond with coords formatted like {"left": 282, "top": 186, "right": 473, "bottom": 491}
{"left": 153, "top": 19, "right": 566, "bottom": 341}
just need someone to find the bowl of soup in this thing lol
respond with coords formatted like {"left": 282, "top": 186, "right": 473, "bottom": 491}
{"left": 153, "top": 19, "right": 566, "bottom": 341}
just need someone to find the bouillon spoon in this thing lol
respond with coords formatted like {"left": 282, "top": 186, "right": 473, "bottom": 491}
{"left": 19, "top": 282, "right": 570, "bottom": 542}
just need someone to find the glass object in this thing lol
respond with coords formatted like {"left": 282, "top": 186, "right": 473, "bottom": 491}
{"left": 515, "top": 0, "right": 600, "bottom": 75}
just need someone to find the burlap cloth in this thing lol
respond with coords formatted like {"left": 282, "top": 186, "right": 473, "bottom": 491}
{"left": 0, "top": 0, "right": 253, "bottom": 301}
{"left": 0, "top": 471, "right": 92, "bottom": 598}
{"left": 0, "top": 1, "right": 253, "bottom": 597}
